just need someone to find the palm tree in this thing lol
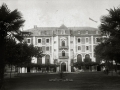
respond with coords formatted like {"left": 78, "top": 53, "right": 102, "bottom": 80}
{"left": 0, "top": 3, "right": 25, "bottom": 88}
{"left": 95, "top": 7, "right": 120, "bottom": 74}
{"left": 99, "top": 7, "right": 120, "bottom": 38}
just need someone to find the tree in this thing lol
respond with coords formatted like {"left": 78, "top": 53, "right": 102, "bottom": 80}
{"left": 16, "top": 42, "right": 42, "bottom": 67}
{"left": 5, "top": 38, "right": 43, "bottom": 77}
{"left": 95, "top": 7, "right": 120, "bottom": 73}
{"left": 0, "top": 3, "right": 24, "bottom": 88}
{"left": 5, "top": 38, "right": 18, "bottom": 78}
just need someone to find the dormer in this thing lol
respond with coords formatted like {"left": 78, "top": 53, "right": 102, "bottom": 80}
{"left": 86, "top": 30, "right": 88, "bottom": 34}
{"left": 58, "top": 24, "right": 68, "bottom": 29}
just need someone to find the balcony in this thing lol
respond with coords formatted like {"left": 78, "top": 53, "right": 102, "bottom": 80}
{"left": 59, "top": 56, "right": 69, "bottom": 59}
{"left": 59, "top": 46, "right": 69, "bottom": 50}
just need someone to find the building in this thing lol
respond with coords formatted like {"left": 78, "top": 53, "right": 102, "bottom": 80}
{"left": 22, "top": 24, "right": 102, "bottom": 72}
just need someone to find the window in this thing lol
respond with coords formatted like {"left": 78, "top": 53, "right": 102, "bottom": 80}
{"left": 78, "top": 38, "right": 80, "bottom": 43}
{"left": 54, "top": 41, "right": 56, "bottom": 44}
{"left": 78, "top": 46, "right": 81, "bottom": 50}
{"left": 46, "top": 47, "right": 49, "bottom": 51}
{"left": 38, "top": 39, "right": 41, "bottom": 43}
{"left": 86, "top": 38, "right": 89, "bottom": 43}
{"left": 71, "top": 49, "right": 73, "bottom": 51}
{"left": 27, "top": 39, "right": 31, "bottom": 43}
{"left": 62, "top": 41, "right": 65, "bottom": 46}
{"left": 62, "top": 51, "right": 65, "bottom": 56}
{"left": 78, "top": 31, "right": 80, "bottom": 34}
{"left": 39, "top": 31, "right": 41, "bottom": 35}
{"left": 46, "top": 39, "right": 49, "bottom": 43}
{"left": 86, "top": 46, "right": 89, "bottom": 50}
{"left": 38, "top": 47, "right": 42, "bottom": 51}
{"left": 54, "top": 49, "right": 56, "bottom": 51}
{"left": 96, "top": 38, "right": 101, "bottom": 42}
{"left": 44, "top": 31, "right": 47, "bottom": 35}
{"left": 46, "top": 31, "right": 49, "bottom": 35}
{"left": 70, "top": 41, "right": 73, "bottom": 43}
{"left": 62, "top": 30, "right": 65, "bottom": 34}
{"left": 96, "top": 31, "right": 98, "bottom": 34}
{"left": 86, "top": 30, "right": 88, "bottom": 34}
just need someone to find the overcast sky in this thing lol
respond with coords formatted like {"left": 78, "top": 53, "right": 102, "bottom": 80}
{"left": 0, "top": 0, "right": 120, "bottom": 30}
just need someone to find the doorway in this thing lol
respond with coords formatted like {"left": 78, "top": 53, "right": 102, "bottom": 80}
{"left": 61, "top": 62, "right": 66, "bottom": 72}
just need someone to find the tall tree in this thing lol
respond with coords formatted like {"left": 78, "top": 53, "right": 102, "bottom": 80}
{"left": 0, "top": 3, "right": 24, "bottom": 88}
{"left": 95, "top": 7, "right": 120, "bottom": 73}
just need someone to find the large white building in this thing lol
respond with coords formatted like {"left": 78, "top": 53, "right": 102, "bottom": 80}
{"left": 22, "top": 24, "right": 101, "bottom": 72}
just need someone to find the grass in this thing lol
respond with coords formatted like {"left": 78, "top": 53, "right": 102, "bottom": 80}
{"left": 4, "top": 72, "right": 120, "bottom": 90}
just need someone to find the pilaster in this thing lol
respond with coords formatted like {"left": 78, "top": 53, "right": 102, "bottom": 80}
{"left": 74, "top": 36, "right": 76, "bottom": 60}
{"left": 68, "top": 35, "right": 71, "bottom": 72}
{"left": 91, "top": 36, "right": 95, "bottom": 62}
{"left": 51, "top": 36, "right": 54, "bottom": 64}
{"left": 33, "top": 36, "right": 35, "bottom": 46}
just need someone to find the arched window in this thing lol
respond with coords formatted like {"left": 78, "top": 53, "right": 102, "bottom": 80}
{"left": 62, "top": 40, "right": 65, "bottom": 46}
{"left": 84, "top": 54, "right": 91, "bottom": 62}
{"left": 62, "top": 51, "right": 65, "bottom": 56}
{"left": 77, "top": 54, "right": 82, "bottom": 62}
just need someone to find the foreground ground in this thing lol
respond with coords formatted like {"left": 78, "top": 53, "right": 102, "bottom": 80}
{"left": 4, "top": 72, "right": 120, "bottom": 90}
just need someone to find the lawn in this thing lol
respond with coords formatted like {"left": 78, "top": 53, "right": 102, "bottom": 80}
{"left": 4, "top": 72, "right": 120, "bottom": 90}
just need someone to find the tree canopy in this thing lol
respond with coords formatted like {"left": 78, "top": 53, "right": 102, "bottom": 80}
{"left": 6, "top": 38, "right": 42, "bottom": 67}
{"left": 0, "top": 3, "right": 24, "bottom": 88}
{"left": 95, "top": 7, "right": 120, "bottom": 64}
{"left": 0, "top": 3, "right": 25, "bottom": 41}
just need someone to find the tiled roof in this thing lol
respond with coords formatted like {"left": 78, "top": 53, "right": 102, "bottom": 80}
{"left": 23, "top": 27, "right": 98, "bottom": 32}
{"left": 22, "top": 25, "right": 100, "bottom": 36}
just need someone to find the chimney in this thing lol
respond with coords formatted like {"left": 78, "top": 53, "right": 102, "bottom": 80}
{"left": 34, "top": 25, "right": 37, "bottom": 29}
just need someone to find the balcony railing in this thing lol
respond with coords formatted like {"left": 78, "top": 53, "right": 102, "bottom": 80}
{"left": 59, "top": 46, "right": 69, "bottom": 50}
{"left": 59, "top": 56, "right": 69, "bottom": 59}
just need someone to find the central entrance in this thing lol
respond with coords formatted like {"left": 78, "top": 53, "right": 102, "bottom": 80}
{"left": 61, "top": 62, "right": 66, "bottom": 72}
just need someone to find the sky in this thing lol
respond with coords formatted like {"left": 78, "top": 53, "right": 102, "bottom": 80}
{"left": 0, "top": 0, "right": 120, "bottom": 30}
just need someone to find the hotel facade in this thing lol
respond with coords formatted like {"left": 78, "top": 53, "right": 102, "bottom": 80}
{"left": 22, "top": 25, "right": 101, "bottom": 72}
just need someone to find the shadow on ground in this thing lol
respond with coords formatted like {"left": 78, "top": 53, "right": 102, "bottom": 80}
{"left": 4, "top": 72, "right": 120, "bottom": 90}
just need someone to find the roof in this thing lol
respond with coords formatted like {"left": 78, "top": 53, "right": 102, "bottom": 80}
{"left": 23, "top": 26, "right": 98, "bottom": 32}
{"left": 58, "top": 24, "right": 68, "bottom": 29}
{"left": 22, "top": 25, "right": 100, "bottom": 36}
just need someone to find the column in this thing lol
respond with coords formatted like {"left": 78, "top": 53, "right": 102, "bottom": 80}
{"left": 57, "top": 36, "right": 59, "bottom": 61}
{"left": 74, "top": 36, "right": 76, "bottom": 60}
{"left": 56, "top": 35, "right": 59, "bottom": 72}
{"left": 68, "top": 35, "right": 71, "bottom": 72}
{"left": 91, "top": 36, "right": 94, "bottom": 62}
{"left": 51, "top": 36, "right": 54, "bottom": 64}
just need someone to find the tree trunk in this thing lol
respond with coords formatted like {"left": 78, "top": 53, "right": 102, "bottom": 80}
{"left": 0, "top": 62, "right": 5, "bottom": 89}
{"left": 0, "top": 41, "right": 5, "bottom": 89}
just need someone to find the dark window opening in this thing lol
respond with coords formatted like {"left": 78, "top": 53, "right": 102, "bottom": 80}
{"left": 78, "top": 46, "right": 81, "bottom": 50}
{"left": 86, "top": 46, "right": 89, "bottom": 50}
{"left": 27, "top": 39, "right": 30, "bottom": 43}
{"left": 62, "top": 41, "right": 65, "bottom": 46}
{"left": 38, "top": 39, "right": 41, "bottom": 43}
{"left": 78, "top": 38, "right": 80, "bottom": 43}
{"left": 62, "top": 51, "right": 65, "bottom": 56}
{"left": 46, "top": 39, "right": 49, "bottom": 43}
{"left": 96, "top": 38, "right": 101, "bottom": 42}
